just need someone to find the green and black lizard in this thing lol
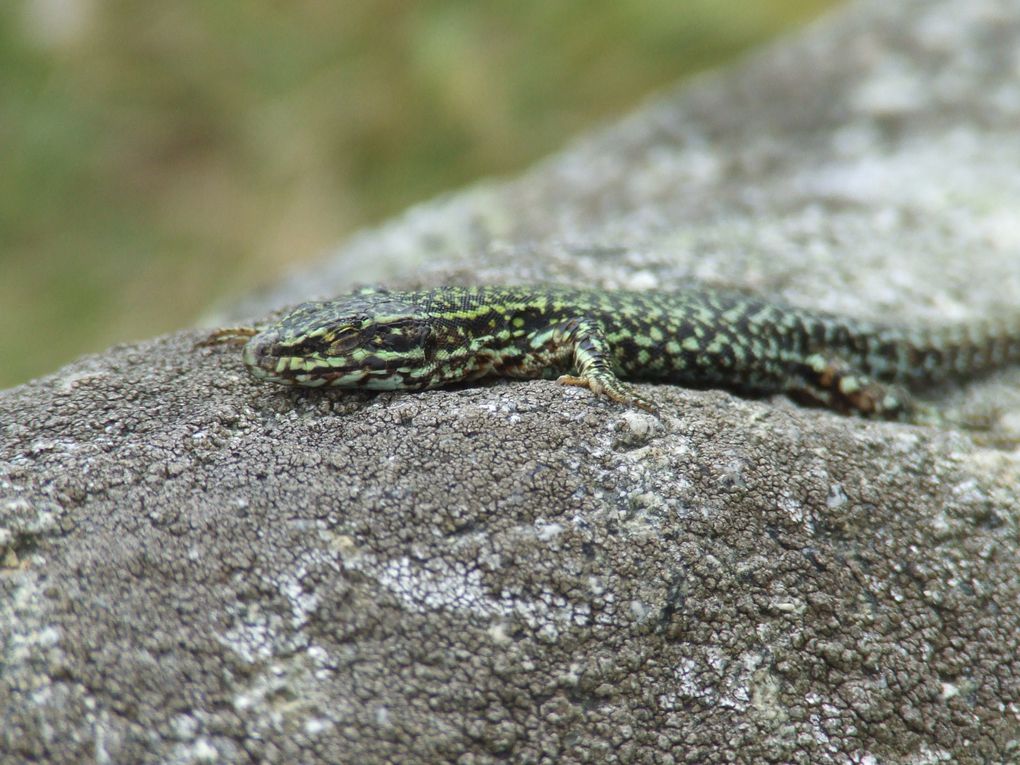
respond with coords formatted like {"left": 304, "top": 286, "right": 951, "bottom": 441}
{"left": 205, "top": 285, "right": 1020, "bottom": 420}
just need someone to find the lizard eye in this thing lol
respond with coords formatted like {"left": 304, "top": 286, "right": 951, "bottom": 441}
{"left": 327, "top": 326, "right": 360, "bottom": 355}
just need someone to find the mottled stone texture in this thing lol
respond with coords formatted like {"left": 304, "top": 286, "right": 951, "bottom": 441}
{"left": 3, "top": 0, "right": 1020, "bottom": 762}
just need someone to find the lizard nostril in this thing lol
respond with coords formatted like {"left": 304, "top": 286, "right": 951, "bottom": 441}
{"left": 242, "top": 330, "right": 282, "bottom": 377}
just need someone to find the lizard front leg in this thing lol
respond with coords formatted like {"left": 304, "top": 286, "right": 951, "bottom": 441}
{"left": 198, "top": 326, "right": 260, "bottom": 347}
{"left": 551, "top": 318, "right": 658, "bottom": 413}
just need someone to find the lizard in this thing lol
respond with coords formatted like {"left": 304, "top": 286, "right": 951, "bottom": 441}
{"left": 203, "top": 285, "right": 1020, "bottom": 421}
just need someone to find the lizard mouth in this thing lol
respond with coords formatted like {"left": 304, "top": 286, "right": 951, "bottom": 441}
{"left": 240, "top": 329, "right": 396, "bottom": 388}
{"left": 240, "top": 330, "right": 334, "bottom": 386}
{"left": 239, "top": 330, "right": 330, "bottom": 386}
{"left": 241, "top": 329, "right": 286, "bottom": 381}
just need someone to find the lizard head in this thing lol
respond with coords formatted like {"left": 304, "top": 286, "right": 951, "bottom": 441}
{"left": 242, "top": 292, "right": 434, "bottom": 390}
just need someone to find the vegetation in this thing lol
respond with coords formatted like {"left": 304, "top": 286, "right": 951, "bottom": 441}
{"left": 0, "top": 0, "right": 839, "bottom": 387}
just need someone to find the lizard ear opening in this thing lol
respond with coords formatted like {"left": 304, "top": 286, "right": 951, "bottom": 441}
{"left": 373, "top": 321, "right": 433, "bottom": 358}
{"left": 419, "top": 324, "right": 438, "bottom": 364}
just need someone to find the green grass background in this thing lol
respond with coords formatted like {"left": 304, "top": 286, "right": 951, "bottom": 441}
{"left": 0, "top": 0, "right": 840, "bottom": 388}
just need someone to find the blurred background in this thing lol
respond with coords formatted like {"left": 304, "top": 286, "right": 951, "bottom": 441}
{"left": 0, "top": 0, "right": 841, "bottom": 389}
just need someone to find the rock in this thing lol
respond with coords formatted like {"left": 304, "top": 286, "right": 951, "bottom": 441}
{"left": 3, "top": 0, "right": 1020, "bottom": 762}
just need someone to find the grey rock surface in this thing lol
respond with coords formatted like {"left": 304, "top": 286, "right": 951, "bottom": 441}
{"left": 4, "top": 0, "right": 1020, "bottom": 763}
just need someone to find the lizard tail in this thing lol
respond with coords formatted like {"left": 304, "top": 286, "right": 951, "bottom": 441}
{"left": 873, "top": 318, "right": 1020, "bottom": 386}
